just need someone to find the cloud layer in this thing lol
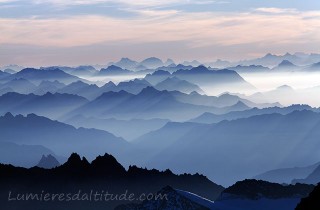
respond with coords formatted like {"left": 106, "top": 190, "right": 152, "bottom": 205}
{"left": 0, "top": 0, "right": 319, "bottom": 66}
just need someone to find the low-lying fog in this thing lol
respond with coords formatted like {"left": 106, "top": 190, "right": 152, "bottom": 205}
{"left": 80, "top": 71, "right": 320, "bottom": 108}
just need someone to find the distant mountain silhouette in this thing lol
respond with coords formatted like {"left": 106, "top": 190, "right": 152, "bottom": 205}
{"left": 0, "top": 92, "right": 88, "bottom": 119}
{"left": 3, "top": 68, "right": 17, "bottom": 74}
{"left": 116, "top": 79, "right": 152, "bottom": 94}
{"left": 172, "top": 66, "right": 255, "bottom": 91}
{"left": 229, "top": 65, "right": 270, "bottom": 72}
{"left": 55, "top": 79, "right": 152, "bottom": 99}
{"left": 110, "top": 58, "right": 139, "bottom": 71}
{"left": 223, "top": 101, "right": 250, "bottom": 112}
{"left": 138, "top": 110, "right": 320, "bottom": 185}
{"left": 155, "top": 77, "right": 204, "bottom": 94}
{"left": 144, "top": 70, "right": 172, "bottom": 85}
{"left": 1, "top": 68, "right": 82, "bottom": 85}
{"left": 155, "top": 64, "right": 193, "bottom": 73}
{"left": 182, "top": 60, "right": 201, "bottom": 67}
{"left": 0, "top": 153, "right": 224, "bottom": 210}
{"left": 164, "top": 58, "right": 175, "bottom": 66}
{"left": 99, "top": 65, "right": 133, "bottom": 75}
{"left": 36, "top": 154, "right": 60, "bottom": 169}
{"left": 57, "top": 80, "right": 101, "bottom": 100}
{"left": 34, "top": 80, "right": 66, "bottom": 95}
{"left": 190, "top": 104, "right": 313, "bottom": 124}
{"left": 273, "top": 60, "right": 300, "bottom": 71}
{"left": 64, "top": 115, "right": 169, "bottom": 141}
{"left": 292, "top": 163, "right": 320, "bottom": 185}
{"left": 253, "top": 161, "right": 320, "bottom": 184}
{"left": 140, "top": 57, "right": 164, "bottom": 69}
{"left": 1, "top": 64, "right": 24, "bottom": 72}
{"left": 43, "top": 66, "right": 98, "bottom": 76}
{"left": 0, "top": 78, "right": 37, "bottom": 94}
{"left": 0, "top": 70, "right": 11, "bottom": 79}
{"left": 0, "top": 141, "right": 58, "bottom": 168}
{"left": 0, "top": 113, "right": 129, "bottom": 160}
{"left": 69, "top": 87, "right": 253, "bottom": 121}
{"left": 247, "top": 85, "right": 296, "bottom": 104}
{"left": 305, "top": 62, "right": 320, "bottom": 71}
{"left": 237, "top": 52, "right": 317, "bottom": 67}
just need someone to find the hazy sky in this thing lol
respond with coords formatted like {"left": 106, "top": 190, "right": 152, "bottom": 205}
{"left": 0, "top": 0, "right": 320, "bottom": 66}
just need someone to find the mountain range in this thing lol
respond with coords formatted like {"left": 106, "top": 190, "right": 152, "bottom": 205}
{"left": 0, "top": 92, "right": 88, "bottom": 119}
{"left": 0, "top": 153, "right": 224, "bottom": 210}
{"left": 0, "top": 113, "right": 130, "bottom": 161}
{"left": 133, "top": 110, "right": 320, "bottom": 186}
{"left": 253, "top": 161, "right": 320, "bottom": 184}
{"left": 0, "top": 68, "right": 83, "bottom": 85}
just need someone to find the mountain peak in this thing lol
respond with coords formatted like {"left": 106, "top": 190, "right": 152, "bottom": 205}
{"left": 276, "top": 85, "right": 294, "bottom": 90}
{"left": 106, "top": 65, "right": 123, "bottom": 71}
{"left": 278, "top": 60, "right": 295, "bottom": 67}
{"left": 62, "top": 153, "right": 90, "bottom": 169}
{"left": 139, "top": 86, "right": 160, "bottom": 95}
{"left": 37, "top": 154, "right": 60, "bottom": 169}
{"left": 3, "top": 112, "right": 14, "bottom": 119}
{"left": 91, "top": 153, "right": 126, "bottom": 175}
{"left": 190, "top": 65, "right": 209, "bottom": 72}
{"left": 264, "top": 53, "right": 276, "bottom": 58}
{"left": 152, "top": 70, "right": 171, "bottom": 76}
{"left": 120, "top": 57, "right": 135, "bottom": 62}
{"left": 141, "top": 57, "right": 164, "bottom": 68}
{"left": 164, "top": 58, "right": 175, "bottom": 66}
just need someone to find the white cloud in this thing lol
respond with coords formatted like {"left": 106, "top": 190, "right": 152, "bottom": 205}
{"left": 1, "top": 10, "right": 320, "bottom": 49}
{"left": 255, "top": 7, "right": 298, "bottom": 14}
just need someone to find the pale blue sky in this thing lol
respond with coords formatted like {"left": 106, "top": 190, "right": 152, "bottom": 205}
{"left": 0, "top": 0, "right": 320, "bottom": 66}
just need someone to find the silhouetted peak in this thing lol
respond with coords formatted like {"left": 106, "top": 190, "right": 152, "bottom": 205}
{"left": 62, "top": 153, "right": 90, "bottom": 169}
{"left": 105, "top": 65, "right": 123, "bottom": 71}
{"left": 278, "top": 60, "right": 295, "bottom": 67}
{"left": 91, "top": 153, "right": 126, "bottom": 175}
{"left": 276, "top": 85, "right": 294, "bottom": 90}
{"left": 139, "top": 86, "right": 161, "bottom": 95}
{"left": 152, "top": 70, "right": 171, "bottom": 76}
{"left": 3, "top": 112, "right": 14, "bottom": 119}
{"left": 37, "top": 154, "right": 60, "bottom": 169}
{"left": 142, "top": 57, "right": 162, "bottom": 63}
{"left": 177, "top": 64, "right": 189, "bottom": 68}
{"left": 190, "top": 91, "right": 200, "bottom": 95}
{"left": 233, "top": 101, "right": 248, "bottom": 108}
{"left": 264, "top": 53, "right": 276, "bottom": 58}
{"left": 19, "top": 68, "right": 38, "bottom": 73}
{"left": 67, "top": 153, "right": 81, "bottom": 163}
{"left": 98, "top": 90, "right": 131, "bottom": 99}
{"left": 218, "top": 93, "right": 237, "bottom": 99}
{"left": 163, "top": 169, "right": 174, "bottom": 175}
{"left": 102, "top": 81, "right": 116, "bottom": 88}
{"left": 191, "top": 65, "right": 208, "bottom": 72}
{"left": 119, "top": 58, "right": 135, "bottom": 63}
{"left": 164, "top": 58, "right": 175, "bottom": 66}
{"left": 284, "top": 52, "right": 292, "bottom": 57}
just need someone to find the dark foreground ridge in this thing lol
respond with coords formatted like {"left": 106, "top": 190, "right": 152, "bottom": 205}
{"left": 0, "top": 153, "right": 224, "bottom": 210}
{"left": 296, "top": 183, "right": 320, "bottom": 210}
